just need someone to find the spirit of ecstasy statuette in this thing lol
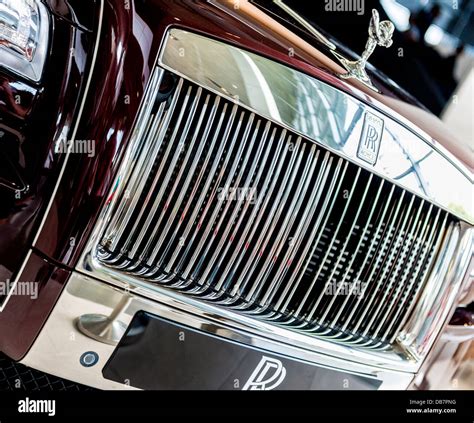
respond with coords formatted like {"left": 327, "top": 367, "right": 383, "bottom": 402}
{"left": 333, "top": 9, "right": 394, "bottom": 90}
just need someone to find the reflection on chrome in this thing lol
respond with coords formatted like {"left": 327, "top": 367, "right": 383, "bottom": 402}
{"left": 160, "top": 29, "right": 472, "bottom": 224}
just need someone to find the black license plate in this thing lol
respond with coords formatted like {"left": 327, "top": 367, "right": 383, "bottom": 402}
{"left": 102, "top": 311, "right": 381, "bottom": 390}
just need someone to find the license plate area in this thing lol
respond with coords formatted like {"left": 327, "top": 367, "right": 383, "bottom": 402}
{"left": 102, "top": 311, "right": 382, "bottom": 390}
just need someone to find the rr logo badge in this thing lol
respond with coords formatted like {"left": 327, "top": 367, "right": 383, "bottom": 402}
{"left": 242, "top": 356, "right": 286, "bottom": 390}
{"left": 357, "top": 112, "right": 384, "bottom": 165}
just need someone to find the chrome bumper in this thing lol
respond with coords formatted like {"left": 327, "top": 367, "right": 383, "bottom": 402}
{"left": 21, "top": 272, "right": 415, "bottom": 390}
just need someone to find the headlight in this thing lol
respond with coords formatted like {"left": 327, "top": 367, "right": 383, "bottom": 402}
{"left": 0, "top": 0, "right": 49, "bottom": 81}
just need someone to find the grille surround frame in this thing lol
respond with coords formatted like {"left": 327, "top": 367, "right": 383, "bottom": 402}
{"left": 78, "top": 30, "right": 472, "bottom": 369}
{"left": 96, "top": 74, "right": 450, "bottom": 352}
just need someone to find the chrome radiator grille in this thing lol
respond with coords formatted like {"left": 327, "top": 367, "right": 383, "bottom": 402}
{"left": 98, "top": 71, "right": 450, "bottom": 348}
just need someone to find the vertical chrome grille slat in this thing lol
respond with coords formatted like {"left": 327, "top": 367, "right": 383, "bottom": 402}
{"left": 172, "top": 108, "right": 243, "bottom": 283}
{"left": 347, "top": 190, "right": 407, "bottom": 335}
{"left": 359, "top": 194, "right": 416, "bottom": 338}
{"left": 370, "top": 198, "right": 427, "bottom": 339}
{"left": 102, "top": 71, "right": 176, "bottom": 251}
{"left": 100, "top": 69, "right": 165, "bottom": 248}
{"left": 245, "top": 143, "right": 318, "bottom": 305}
{"left": 286, "top": 162, "right": 348, "bottom": 318}
{"left": 275, "top": 158, "right": 345, "bottom": 313}
{"left": 337, "top": 184, "right": 396, "bottom": 332}
{"left": 182, "top": 112, "right": 254, "bottom": 280}
{"left": 295, "top": 167, "right": 360, "bottom": 320}
{"left": 141, "top": 95, "right": 221, "bottom": 269}
{"left": 216, "top": 130, "right": 290, "bottom": 297}
{"left": 227, "top": 136, "right": 301, "bottom": 299}
{"left": 194, "top": 119, "right": 267, "bottom": 288}
{"left": 234, "top": 138, "right": 304, "bottom": 302}
{"left": 261, "top": 151, "right": 332, "bottom": 309}
{"left": 164, "top": 103, "right": 239, "bottom": 276}
{"left": 201, "top": 121, "right": 274, "bottom": 293}
{"left": 387, "top": 210, "right": 448, "bottom": 343}
{"left": 155, "top": 101, "right": 229, "bottom": 274}
{"left": 380, "top": 204, "right": 437, "bottom": 340}
{"left": 314, "top": 173, "right": 376, "bottom": 325}
{"left": 98, "top": 70, "right": 454, "bottom": 350}
{"left": 327, "top": 178, "right": 385, "bottom": 328}
{"left": 130, "top": 86, "right": 204, "bottom": 267}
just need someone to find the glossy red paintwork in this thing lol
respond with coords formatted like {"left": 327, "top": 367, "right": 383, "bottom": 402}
{"left": 46, "top": 0, "right": 98, "bottom": 31}
{"left": 0, "top": 0, "right": 469, "bottom": 359}
{"left": 0, "top": 7, "right": 98, "bottom": 357}
{"left": 0, "top": 15, "right": 94, "bottom": 285}
{"left": 0, "top": 250, "right": 70, "bottom": 360}
{"left": 0, "top": 77, "right": 38, "bottom": 120}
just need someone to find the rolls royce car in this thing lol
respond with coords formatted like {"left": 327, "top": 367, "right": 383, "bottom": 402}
{"left": 0, "top": 0, "right": 472, "bottom": 391}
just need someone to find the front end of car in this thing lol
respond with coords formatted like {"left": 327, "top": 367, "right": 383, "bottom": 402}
{"left": 0, "top": 0, "right": 472, "bottom": 391}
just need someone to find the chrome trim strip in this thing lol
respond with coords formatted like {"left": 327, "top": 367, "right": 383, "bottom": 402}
{"left": 159, "top": 29, "right": 473, "bottom": 224}
{"left": 0, "top": 250, "right": 32, "bottom": 312}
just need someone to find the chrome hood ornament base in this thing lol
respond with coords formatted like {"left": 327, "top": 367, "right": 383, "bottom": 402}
{"left": 333, "top": 9, "right": 394, "bottom": 91}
